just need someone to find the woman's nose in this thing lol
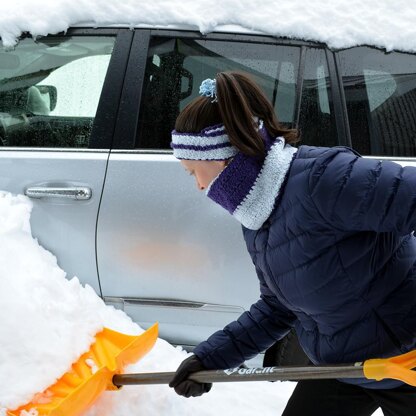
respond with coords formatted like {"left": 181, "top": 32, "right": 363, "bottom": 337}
{"left": 196, "top": 180, "right": 205, "bottom": 191}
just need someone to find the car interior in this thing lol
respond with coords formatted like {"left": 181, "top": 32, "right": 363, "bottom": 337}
{"left": 0, "top": 36, "right": 113, "bottom": 148}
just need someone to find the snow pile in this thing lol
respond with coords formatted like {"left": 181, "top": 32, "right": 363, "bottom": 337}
{"left": 0, "top": 191, "right": 299, "bottom": 415}
{"left": 0, "top": 191, "right": 144, "bottom": 410}
{"left": 0, "top": 0, "right": 416, "bottom": 53}
{"left": 0, "top": 192, "right": 104, "bottom": 409}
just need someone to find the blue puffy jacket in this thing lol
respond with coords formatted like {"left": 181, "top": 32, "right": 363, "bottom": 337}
{"left": 194, "top": 145, "right": 416, "bottom": 389}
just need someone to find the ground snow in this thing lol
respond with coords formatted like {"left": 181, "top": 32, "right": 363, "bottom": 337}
{"left": 0, "top": 0, "right": 416, "bottom": 53}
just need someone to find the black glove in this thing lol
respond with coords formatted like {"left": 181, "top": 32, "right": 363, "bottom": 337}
{"left": 169, "top": 355, "right": 213, "bottom": 398}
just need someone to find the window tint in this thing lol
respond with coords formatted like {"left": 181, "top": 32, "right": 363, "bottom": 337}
{"left": 0, "top": 36, "right": 115, "bottom": 148}
{"left": 298, "top": 48, "right": 337, "bottom": 147}
{"left": 137, "top": 37, "right": 300, "bottom": 150}
{"left": 338, "top": 47, "right": 416, "bottom": 156}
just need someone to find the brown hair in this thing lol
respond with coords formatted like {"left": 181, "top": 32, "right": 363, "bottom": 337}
{"left": 175, "top": 71, "right": 299, "bottom": 158}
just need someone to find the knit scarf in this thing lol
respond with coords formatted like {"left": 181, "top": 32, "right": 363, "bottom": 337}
{"left": 206, "top": 128, "right": 298, "bottom": 230}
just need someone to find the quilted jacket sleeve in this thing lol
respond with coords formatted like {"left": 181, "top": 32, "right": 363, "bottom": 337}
{"left": 309, "top": 147, "right": 416, "bottom": 235}
{"left": 193, "top": 266, "right": 296, "bottom": 370}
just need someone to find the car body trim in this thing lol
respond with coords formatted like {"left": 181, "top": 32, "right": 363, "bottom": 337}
{"left": 103, "top": 296, "right": 243, "bottom": 311}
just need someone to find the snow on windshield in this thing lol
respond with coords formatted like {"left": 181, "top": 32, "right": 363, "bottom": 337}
{"left": 0, "top": 0, "right": 416, "bottom": 53}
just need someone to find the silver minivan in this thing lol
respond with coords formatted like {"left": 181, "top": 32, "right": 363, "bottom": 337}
{"left": 1, "top": 26, "right": 416, "bottom": 364}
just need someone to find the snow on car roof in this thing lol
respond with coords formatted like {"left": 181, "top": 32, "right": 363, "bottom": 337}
{"left": 1, "top": 0, "right": 416, "bottom": 53}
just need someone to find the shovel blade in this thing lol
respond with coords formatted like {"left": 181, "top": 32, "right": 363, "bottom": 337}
{"left": 8, "top": 323, "right": 158, "bottom": 416}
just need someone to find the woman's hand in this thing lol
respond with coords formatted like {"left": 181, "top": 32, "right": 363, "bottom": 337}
{"left": 169, "top": 355, "right": 213, "bottom": 398}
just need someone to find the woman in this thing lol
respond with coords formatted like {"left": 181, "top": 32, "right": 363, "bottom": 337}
{"left": 168, "top": 71, "right": 416, "bottom": 415}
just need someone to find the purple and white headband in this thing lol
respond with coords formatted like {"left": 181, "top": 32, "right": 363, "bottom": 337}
{"left": 171, "top": 123, "right": 238, "bottom": 160}
{"left": 171, "top": 78, "right": 238, "bottom": 160}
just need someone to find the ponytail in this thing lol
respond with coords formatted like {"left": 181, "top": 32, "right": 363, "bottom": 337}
{"left": 216, "top": 71, "right": 299, "bottom": 158}
{"left": 174, "top": 71, "right": 299, "bottom": 158}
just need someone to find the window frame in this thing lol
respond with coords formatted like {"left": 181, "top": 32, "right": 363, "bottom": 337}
{"left": 114, "top": 28, "right": 346, "bottom": 151}
{"left": 328, "top": 49, "right": 352, "bottom": 147}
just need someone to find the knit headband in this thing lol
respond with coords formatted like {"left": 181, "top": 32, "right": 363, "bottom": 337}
{"left": 171, "top": 77, "right": 238, "bottom": 160}
{"left": 170, "top": 123, "right": 238, "bottom": 160}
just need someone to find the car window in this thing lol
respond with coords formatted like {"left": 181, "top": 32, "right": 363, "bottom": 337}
{"left": 0, "top": 36, "right": 115, "bottom": 148}
{"left": 298, "top": 47, "right": 337, "bottom": 148}
{"left": 136, "top": 37, "right": 301, "bottom": 150}
{"left": 338, "top": 47, "right": 416, "bottom": 156}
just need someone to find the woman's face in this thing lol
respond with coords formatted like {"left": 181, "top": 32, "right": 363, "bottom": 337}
{"left": 181, "top": 159, "right": 228, "bottom": 191}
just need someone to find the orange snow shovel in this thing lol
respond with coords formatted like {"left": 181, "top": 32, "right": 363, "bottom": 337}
{"left": 7, "top": 323, "right": 159, "bottom": 416}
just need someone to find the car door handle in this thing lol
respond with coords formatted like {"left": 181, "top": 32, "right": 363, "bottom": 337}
{"left": 25, "top": 186, "right": 92, "bottom": 200}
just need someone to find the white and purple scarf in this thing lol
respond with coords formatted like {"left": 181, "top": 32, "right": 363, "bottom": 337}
{"left": 206, "top": 127, "right": 297, "bottom": 230}
{"left": 171, "top": 123, "right": 297, "bottom": 230}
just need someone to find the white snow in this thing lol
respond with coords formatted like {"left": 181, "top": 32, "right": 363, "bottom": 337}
{"left": 0, "top": 0, "right": 416, "bottom": 53}
{"left": 0, "top": 190, "right": 300, "bottom": 415}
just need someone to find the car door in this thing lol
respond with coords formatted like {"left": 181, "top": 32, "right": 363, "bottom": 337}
{"left": 97, "top": 30, "right": 339, "bottom": 348}
{"left": 0, "top": 29, "right": 131, "bottom": 292}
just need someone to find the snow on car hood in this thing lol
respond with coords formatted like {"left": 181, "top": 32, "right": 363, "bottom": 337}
{"left": 0, "top": 0, "right": 416, "bottom": 53}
